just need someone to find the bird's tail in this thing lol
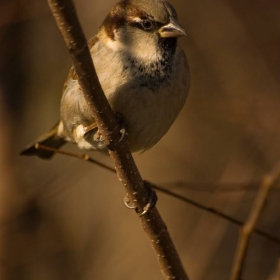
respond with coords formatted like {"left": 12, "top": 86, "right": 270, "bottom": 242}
{"left": 20, "top": 122, "right": 66, "bottom": 160}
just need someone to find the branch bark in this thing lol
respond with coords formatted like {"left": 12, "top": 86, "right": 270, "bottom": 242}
{"left": 230, "top": 164, "right": 280, "bottom": 280}
{"left": 47, "top": 0, "right": 189, "bottom": 279}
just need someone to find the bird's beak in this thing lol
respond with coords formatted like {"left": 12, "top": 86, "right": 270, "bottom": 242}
{"left": 158, "top": 18, "right": 187, "bottom": 38}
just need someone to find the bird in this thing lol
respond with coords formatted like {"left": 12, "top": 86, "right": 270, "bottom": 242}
{"left": 20, "top": 0, "right": 190, "bottom": 160}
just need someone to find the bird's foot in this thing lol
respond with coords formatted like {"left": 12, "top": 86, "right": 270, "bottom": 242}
{"left": 123, "top": 181, "right": 158, "bottom": 216}
{"left": 93, "top": 130, "right": 105, "bottom": 142}
{"left": 84, "top": 123, "right": 106, "bottom": 143}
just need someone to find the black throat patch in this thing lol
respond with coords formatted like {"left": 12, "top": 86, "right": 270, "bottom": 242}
{"left": 124, "top": 37, "right": 177, "bottom": 91}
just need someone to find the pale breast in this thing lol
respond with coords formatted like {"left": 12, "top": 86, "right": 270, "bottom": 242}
{"left": 92, "top": 39, "right": 190, "bottom": 152}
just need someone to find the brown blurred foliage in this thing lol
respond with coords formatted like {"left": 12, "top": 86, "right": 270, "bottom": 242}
{"left": 0, "top": 0, "right": 279, "bottom": 279}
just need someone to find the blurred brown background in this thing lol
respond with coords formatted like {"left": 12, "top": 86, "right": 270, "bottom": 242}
{"left": 0, "top": 0, "right": 279, "bottom": 279}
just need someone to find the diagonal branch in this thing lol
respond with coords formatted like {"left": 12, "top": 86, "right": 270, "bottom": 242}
{"left": 230, "top": 164, "right": 280, "bottom": 280}
{"left": 47, "top": 0, "right": 189, "bottom": 279}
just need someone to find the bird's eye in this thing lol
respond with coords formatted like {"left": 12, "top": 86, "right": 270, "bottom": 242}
{"left": 141, "top": 20, "right": 153, "bottom": 30}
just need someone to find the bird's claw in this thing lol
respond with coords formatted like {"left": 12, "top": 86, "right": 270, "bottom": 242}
{"left": 93, "top": 130, "right": 105, "bottom": 142}
{"left": 123, "top": 193, "right": 137, "bottom": 209}
{"left": 139, "top": 181, "right": 158, "bottom": 216}
{"left": 115, "top": 112, "right": 128, "bottom": 142}
{"left": 84, "top": 124, "right": 106, "bottom": 143}
{"left": 119, "top": 127, "right": 127, "bottom": 142}
{"left": 123, "top": 181, "right": 158, "bottom": 216}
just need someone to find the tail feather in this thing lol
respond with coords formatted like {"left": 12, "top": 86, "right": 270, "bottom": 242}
{"left": 20, "top": 122, "right": 66, "bottom": 160}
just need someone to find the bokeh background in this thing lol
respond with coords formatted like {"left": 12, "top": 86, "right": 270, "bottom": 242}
{"left": 0, "top": 0, "right": 280, "bottom": 279}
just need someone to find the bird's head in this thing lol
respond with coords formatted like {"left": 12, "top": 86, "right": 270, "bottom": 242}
{"left": 101, "top": 0, "right": 186, "bottom": 63}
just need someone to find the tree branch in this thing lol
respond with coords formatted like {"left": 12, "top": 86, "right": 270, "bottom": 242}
{"left": 230, "top": 164, "right": 280, "bottom": 280}
{"left": 47, "top": 0, "right": 189, "bottom": 279}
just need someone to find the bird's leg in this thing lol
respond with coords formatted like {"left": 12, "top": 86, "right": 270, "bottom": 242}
{"left": 84, "top": 123, "right": 98, "bottom": 134}
{"left": 84, "top": 123, "right": 105, "bottom": 142}
{"left": 83, "top": 124, "right": 107, "bottom": 150}
{"left": 123, "top": 180, "right": 158, "bottom": 216}
{"left": 85, "top": 113, "right": 127, "bottom": 143}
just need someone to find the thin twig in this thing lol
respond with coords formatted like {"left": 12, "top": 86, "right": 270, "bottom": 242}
{"left": 37, "top": 144, "right": 280, "bottom": 244}
{"left": 230, "top": 164, "right": 280, "bottom": 280}
{"left": 46, "top": 0, "right": 189, "bottom": 279}
{"left": 162, "top": 181, "right": 280, "bottom": 192}
{"left": 37, "top": 144, "right": 115, "bottom": 173}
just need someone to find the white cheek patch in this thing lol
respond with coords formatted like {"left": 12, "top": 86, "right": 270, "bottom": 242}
{"left": 102, "top": 24, "right": 160, "bottom": 63}
{"left": 118, "top": 28, "right": 159, "bottom": 62}
{"left": 131, "top": 37, "right": 158, "bottom": 62}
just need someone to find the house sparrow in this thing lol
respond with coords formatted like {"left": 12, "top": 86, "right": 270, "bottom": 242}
{"left": 21, "top": 0, "right": 190, "bottom": 159}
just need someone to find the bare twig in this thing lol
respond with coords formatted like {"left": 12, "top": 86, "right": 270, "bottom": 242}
{"left": 36, "top": 144, "right": 115, "bottom": 173}
{"left": 37, "top": 144, "right": 280, "bottom": 245}
{"left": 46, "top": 0, "right": 189, "bottom": 279}
{"left": 37, "top": 144, "right": 280, "bottom": 194}
{"left": 162, "top": 181, "right": 280, "bottom": 192}
{"left": 230, "top": 164, "right": 280, "bottom": 280}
